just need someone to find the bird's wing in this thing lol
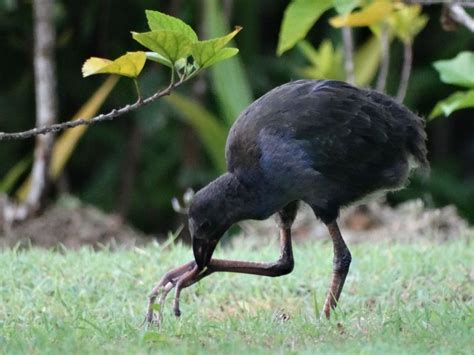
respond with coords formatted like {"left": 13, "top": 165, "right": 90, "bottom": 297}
{"left": 287, "top": 81, "right": 412, "bottom": 186}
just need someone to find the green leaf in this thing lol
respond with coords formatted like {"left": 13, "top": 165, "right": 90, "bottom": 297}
{"left": 132, "top": 30, "right": 193, "bottom": 64}
{"left": 333, "top": 0, "right": 360, "bottom": 15}
{"left": 145, "top": 52, "right": 172, "bottom": 68}
{"left": 433, "top": 52, "right": 474, "bottom": 89}
{"left": 145, "top": 10, "right": 198, "bottom": 42}
{"left": 429, "top": 89, "right": 474, "bottom": 120}
{"left": 204, "top": 0, "right": 253, "bottom": 125}
{"left": 165, "top": 93, "right": 228, "bottom": 172}
{"left": 277, "top": 0, "right": 333, "bottom": 56}
{"left": 191, "top": 26, "right": 242, "bottom": 69}
{"left": 82, "top": 52, "right": 146, "bottom": 78}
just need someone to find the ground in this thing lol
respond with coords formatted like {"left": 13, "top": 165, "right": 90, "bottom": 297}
{"left": 0, "top": 237, "right": 472, "bottom": 354}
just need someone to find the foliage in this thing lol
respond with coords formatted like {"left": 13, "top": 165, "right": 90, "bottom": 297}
{"left": 0, "top": 240, "right": 471, "bottom": 353}
{"left": 1, "top": 1, "right": 473, "bottom": 232}
{"left": 329, "top": 0, "right": 393, "bottom": 28}
{"left": 277, "top": 0, "right": 333, "bottom": 56}
{"left": 430, "top": 51, "right": 474, "bottom": 119}
{"left": 82, "top": 52, "right": 146, "bottom": 78}
{"left": 164, "top": 93, "right": 228, "bottom": 172}
{"left": 277, "top": 0, "right": 428, "bottom": 88}
{"left": 204, "top": 0, "right": 253, "bottom": 126}
{"left": 83, "top": 9, "right": 242, "bottom": 102}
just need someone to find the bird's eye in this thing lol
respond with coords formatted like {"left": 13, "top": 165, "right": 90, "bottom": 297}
{"left": 199, "top": 220, "right": 212, "bottom": 232}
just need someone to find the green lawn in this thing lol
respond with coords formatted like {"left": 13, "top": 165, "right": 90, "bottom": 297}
{"left": 0, "top": 237, "right": 472, "bottom": 354}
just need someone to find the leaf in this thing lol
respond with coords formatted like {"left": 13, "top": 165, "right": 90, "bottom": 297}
{"left": 145, "top": 10, "right": 198, "bottom": 42}
{"left": 145, "top": 52, "right": 172, "bottom": 68}
{"left": 388, "top": 4, "right": 428, "bottom": 44}
{"left": 132, "top": 30, "right": 193, "bottom": 64}
{"left": 433, "top": 52, "right": 474, "bottom": 89}
{"left": 0, "top": 157, "right": 32, "bottom": 193}
{"left": 16, "top": 76, "right": 119, "bottom": 200}
{"left": 296, "top": 40, "right": 345, "bottom": 80}
{"left": 82, "top": 52, "right": 146, "bottom": 78}
{"left": 329, "top": 0, "right": 393, "bottom": 27}
{"left": 204, "top": 0, "right": 253, "bottom": 125}
{"left": 165, "top": 93, "right": 228, "bottom": 172}
{"left": 333, "top": 0, "right": 360, "bottom": 15}
{"left": 354, "top": 34, "right": 382, "bottom": 86}
{"left": 204, "top": 47, "right": 240, "bottom": 68}
{"left": 429, "top": 89, "right": 474, "bottom": 119}
{"left": 191, "top": 26, "right": 242, "bottom": 69}
{"left": 277, "top": 0, "right": 333, "bottom": 56}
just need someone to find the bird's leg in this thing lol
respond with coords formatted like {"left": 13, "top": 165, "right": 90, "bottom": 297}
{"left": 146, "top": 202, "right": 299, "bottom": 324}
{"left": 168, "top": 202, "right": 299, "bottom": 316}
{"left": 322, "top": 220, "right": 352, "bottom": 319}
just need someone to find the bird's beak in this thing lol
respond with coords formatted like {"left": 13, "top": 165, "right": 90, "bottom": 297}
{"left": 193, "top": 237, "right": 218, "bottom": 270}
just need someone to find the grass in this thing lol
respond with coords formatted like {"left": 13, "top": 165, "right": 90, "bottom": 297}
{"left": 0, "top": 237, "right": 472, "bottom": 354}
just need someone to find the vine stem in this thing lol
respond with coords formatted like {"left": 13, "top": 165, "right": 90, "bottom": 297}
{"left": 0, "top": 72, "right": 186, "bottom": 141}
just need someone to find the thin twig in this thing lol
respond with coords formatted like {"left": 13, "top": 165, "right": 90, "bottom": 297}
{"left": 448, "top": 4, "right": 474, "bottom": 32}
{"left": 342, "top": 27, "right": 355, "bottom": 85}
{"left": 0, "top": 76, "right": 187, "bottom": 141}
{"left": 396, "top": 42, "right": 413, "bottom": 103}
{"left": 376, "top": 25, "right": 390, "bottom": 92}
{"left": 404, "top": 0, "right": 474, "bottom": 7}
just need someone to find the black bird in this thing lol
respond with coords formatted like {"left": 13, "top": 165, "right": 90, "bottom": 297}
{"left": 145, "top": 79, "right": 428, "bottom": 324}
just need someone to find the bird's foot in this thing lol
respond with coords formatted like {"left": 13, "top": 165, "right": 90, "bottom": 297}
{"left": 144, "top": 260, "right": 200, "bottom": 327}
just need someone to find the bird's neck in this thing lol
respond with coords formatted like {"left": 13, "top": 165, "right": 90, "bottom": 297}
{"left": 213, "top": 172, "right": 282, "bottom": 223}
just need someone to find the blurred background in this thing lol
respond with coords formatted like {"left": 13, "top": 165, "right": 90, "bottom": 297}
{"left": 0, "top": 0, "right": 473, "bottom": 243}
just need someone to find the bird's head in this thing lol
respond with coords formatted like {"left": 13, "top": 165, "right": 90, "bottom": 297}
{"left": 188, "top": 174, "right": 238, "bottom": 270}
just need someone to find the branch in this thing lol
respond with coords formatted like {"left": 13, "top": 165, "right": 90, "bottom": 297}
{"left": 396, "top": 42, "right": 413, "bottom": 103}
{"left": 448, "top": 4, "right": 474, "bottom": 32}
{"left": 404, "top": 1, "right": 474, "bottom": 8}
{"left": 342, "top": 27, "right": 355, "bottom": 85}
{"left": 376, "top": 25, "right": 390, "bottom": 93}
{"left": 0, "top": 77, "right": 187, "bottom": 141}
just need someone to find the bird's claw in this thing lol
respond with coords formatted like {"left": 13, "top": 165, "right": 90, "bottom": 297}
{"left": 144, "top": 260, "right": 199, "bottom": 327}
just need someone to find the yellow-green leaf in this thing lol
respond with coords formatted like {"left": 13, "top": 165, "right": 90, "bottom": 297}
{"left": 0, "top": 157, "right": 32, "bottom": 193}
{"left": 329, "top": 0, "right": 393, "bottom": 28}
{"left": 388, "top": 4, "right": 428, "bottom": 44}
{"left": 16, "top": 76, "right": 119, "bottom": 200}
{"left": 165, "top": 93, "right": 228, "bottom": 172}
{"left": 191, "top": 26, "right": 242, "bottom": 69}
{"left": 277, "top": 0, "right": 333, "bottom": 56}
{"left": 82, "top": 52, "right": 146, "bottom": 78}
{"left": 354, "top": 34, "right": 383, "bottom": 86}
{"left": 203, "top": 47, "right": 239, "bottom": 68}
{"left": 429, "top": 89, "right": 474, "bottom": 120}
{"left": 132, "top": 30, "right": 192, "bottom": 64}
{"left": 296, "top": 40, "right": 345, "bottom": 80}
{"left": 145, "top": 10, "right": 198, "bottom": 42}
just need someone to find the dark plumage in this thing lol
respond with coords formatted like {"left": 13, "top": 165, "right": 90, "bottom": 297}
{"left": 145, "top": 80, "right": 428, "bottom": 324}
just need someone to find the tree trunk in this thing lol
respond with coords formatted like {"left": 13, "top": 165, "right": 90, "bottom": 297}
{"left": 26, "top": 0, "right": 58, "bottom": 214}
